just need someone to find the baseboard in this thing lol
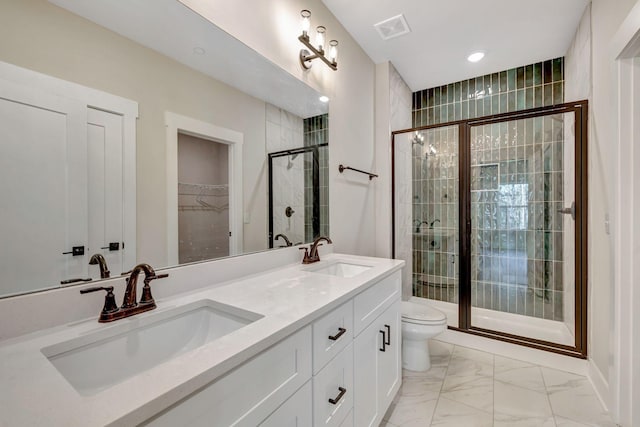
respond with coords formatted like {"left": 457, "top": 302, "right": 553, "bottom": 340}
{"left": 587, "top": 358, "right": 610, "bottom": 413}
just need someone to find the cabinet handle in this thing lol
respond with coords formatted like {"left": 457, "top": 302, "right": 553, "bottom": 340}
{"left": 384, "top": 324, "right": 391, "bottom": 346}
{"left": 328, "top": 387, "right": 347, "bottom": 405}
{"left": 328, "top": 327, "right": 346, "bottom": 341}
{"left": 379, "top": 330, "right": 386, "bottom": 352}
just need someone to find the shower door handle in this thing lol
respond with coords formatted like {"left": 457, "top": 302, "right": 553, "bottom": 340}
{"left": 557, "top": 201, "right": 576, "bottom": 220}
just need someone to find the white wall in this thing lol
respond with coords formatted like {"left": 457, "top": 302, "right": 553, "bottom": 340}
{"left": 587, "top": 0, "right": 639, "bottom": 416}
{"left": 374, "top": 62, "right": 413, "bottom": 297}
{"left": 180, "top": 0, "right": 377, "bottom": 256}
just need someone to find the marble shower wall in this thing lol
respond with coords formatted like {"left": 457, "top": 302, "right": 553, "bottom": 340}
{"left": 266, "top": 103, "right": 305, "bottom": 245}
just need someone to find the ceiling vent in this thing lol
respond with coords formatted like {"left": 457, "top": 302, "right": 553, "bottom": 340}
{"left": 374, "top": 14, "right": 411, "bottom": 41}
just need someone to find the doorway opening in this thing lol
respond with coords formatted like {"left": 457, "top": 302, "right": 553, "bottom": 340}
{"left": 177, "top": 133, "right": 229, "bottom": 263}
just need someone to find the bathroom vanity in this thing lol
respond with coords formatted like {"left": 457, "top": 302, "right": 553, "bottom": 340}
{"left": 0, "top": 252, "right": 403, "bottom": 426}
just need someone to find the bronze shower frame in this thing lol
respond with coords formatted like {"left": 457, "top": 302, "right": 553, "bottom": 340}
{"left": 391, "top": 100, "right": 589, "bottom": 358}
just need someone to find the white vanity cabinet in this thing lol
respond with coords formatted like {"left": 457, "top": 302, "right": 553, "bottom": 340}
{"left": 143, "top": 269, "right": 401, "bottom": 427}
{"left": 259, "top": 380, "right": 313, "bottom": 427}
{"left": 144, "top": 327, "right": 312, "bottom": 427}
{"left": 353, "top": 273, "right": 402, "bottom": 427}
{"left": 311, "top": 301, "right": 355, "bottom": 427}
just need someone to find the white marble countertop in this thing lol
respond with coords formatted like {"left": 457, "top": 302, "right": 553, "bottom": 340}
{"left": 0, "top": 253, "right": 403, "bottom": 426}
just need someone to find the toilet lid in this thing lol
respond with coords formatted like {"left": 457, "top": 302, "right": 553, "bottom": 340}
{"left": 401, "top": 301, "right": 447, "bottom": 324}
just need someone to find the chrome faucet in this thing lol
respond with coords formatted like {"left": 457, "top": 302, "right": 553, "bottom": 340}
{"left": 300, "top": 236, "right": 332, "bottom": 264}
{"left": 89, "top": 253, "right": 110, "bottom": 278}
{"left": 80, "top": 263, "right": 168, "bottom": 322}
{"left": 274, "top": 233, "right": 292, "bottom": 247}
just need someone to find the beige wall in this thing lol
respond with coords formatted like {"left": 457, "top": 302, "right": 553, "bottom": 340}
{"left": 181, "top": 0, "right": 377, "bottom": 256}
{"left": 0, "top": 0, "right": 270, "bottom": 266}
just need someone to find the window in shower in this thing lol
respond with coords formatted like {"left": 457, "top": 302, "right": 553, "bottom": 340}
{"left": 392, "top": 101, "right": 588, "bottom": 358}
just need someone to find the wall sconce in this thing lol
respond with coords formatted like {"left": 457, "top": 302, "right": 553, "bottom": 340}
{"left": 298, "top": 9, "right": 338, "bottom": 71}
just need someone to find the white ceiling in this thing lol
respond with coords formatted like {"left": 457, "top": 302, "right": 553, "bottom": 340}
{"left": 48, "top": 0, "right": 327, "bottom": 118}
{"left": 321, "top": 0, "right": 590, "bottom": 91}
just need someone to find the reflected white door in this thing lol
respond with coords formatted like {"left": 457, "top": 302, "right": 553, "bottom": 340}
{"left": 0, "top": 79, "right": 86, "bottom": 295}
{"left": 87, "top": 108, "right": 124, "bottom": 279}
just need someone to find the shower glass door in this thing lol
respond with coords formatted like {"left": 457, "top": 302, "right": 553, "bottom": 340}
{"left": 393, "top": 101, "right": 587, "bottom": 357}
{"left": 467, "top": 110, "right": 581, "bottom": 349}
{"left": 394, "top": 125, "right": 460, "bottom": 321}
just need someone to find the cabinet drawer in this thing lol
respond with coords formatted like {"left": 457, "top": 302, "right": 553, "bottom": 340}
{"left": 313, "top": 301, "right": 353, "bottom": 374}
{"left": 259, "top": 380, "right": 312, "bottom": 427}
{"left": 144, "top": 326, "right": 312, "bottom": 427}
{"left": 353, "top": 271, "right": 400, "bottom": 335}
{"left": 313, "top": 343, "right": 354, "bottom": 427}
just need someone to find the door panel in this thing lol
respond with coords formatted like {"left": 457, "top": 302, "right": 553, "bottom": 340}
{"left": 87, "top": 108, "right": 124, "bottom": 278}
{"left": 0, "top": 80, "right": 86, "bottom": 295}
{"left": 468, "top": 113, "right": 576, "bottom": 347}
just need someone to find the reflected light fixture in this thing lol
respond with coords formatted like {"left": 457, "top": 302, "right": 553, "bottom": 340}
{"left": 467, "top": 51, "right": 485, "bottom": 63}
{"left": 299, "top": 9, "right": 338, "bottom": 71}
{"left": 319, "top": 95, "right": 330, "bottom": 103}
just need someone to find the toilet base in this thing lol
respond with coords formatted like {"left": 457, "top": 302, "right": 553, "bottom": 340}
{"left": 402, "top": 338, "right": 431, "bottom": 371}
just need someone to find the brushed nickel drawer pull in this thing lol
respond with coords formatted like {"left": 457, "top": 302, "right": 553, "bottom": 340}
{"left": 328, "top": 387, "right": 347, "bottom": 405}
{"left": 328, "top": 327, "right": 346, "bottom": 341}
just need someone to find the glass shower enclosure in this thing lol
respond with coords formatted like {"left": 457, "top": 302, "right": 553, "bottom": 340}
{"left": 393, "top": 101, "right": 588, "bottom": 357}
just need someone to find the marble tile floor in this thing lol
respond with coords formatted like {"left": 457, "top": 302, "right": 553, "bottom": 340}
{"left": 381, "top": 340, "right": 618, "bottom": 427}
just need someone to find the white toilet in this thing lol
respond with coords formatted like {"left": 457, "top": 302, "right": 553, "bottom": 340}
{"left": 401, "top": 300, "right": 447, "bottom": 371}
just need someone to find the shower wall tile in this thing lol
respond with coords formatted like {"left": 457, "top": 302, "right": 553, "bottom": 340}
{"left": 469, "top": 114, "right": 566, "bottom": 322}
{"left": 412, "top": 58, "right": 565, "bottom": 127}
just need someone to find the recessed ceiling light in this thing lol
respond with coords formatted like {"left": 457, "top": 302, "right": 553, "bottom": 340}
{"left": 193, "top": 47, "right": 206, "bottom": 55}
{"left": 467, "top": 52, "right": 485, "bottom": 63}
{"left": 319, "top": 95, "right": 329, "bottom": 103}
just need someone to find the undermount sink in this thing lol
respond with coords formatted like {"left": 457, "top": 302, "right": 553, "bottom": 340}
{"left": 42, "top": 300, "right": 263, "bottom": 395}
{"left": 308, "top": 261, "right": 372, "bottom": 278}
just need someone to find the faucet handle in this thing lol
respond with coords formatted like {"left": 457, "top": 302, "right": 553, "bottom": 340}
{"left": 299, "top": 247, "right": 312, "bottom": 264}
{"left": 80, "top": 286, "right": 119, "bottom": 315}
{"left": 140, "top": 273, "right": 168, "bottom": 305}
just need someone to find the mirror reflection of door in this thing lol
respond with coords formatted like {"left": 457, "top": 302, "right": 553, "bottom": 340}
{"left": 87, "top": 108, "right": 126, "bottom": 282}
{"left": 0, "top": 81, "right": 86, "bottom": 296}
{"left": 177, "top": 133, "right": 230, "bottom": 263}
{"left": 0, "top": 79, "right": 129, "bottom": 296}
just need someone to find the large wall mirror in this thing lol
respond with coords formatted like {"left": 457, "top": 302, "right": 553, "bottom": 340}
{"left": 0, "top": 0, "right": 329, "bottom": 298}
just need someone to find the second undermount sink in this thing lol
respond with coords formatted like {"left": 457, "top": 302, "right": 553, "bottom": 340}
{"left": 42, "top": 300, "right": 263, "bottom": 395}
{"left": 308, "top": 261, "right": 372, "bottom": 278}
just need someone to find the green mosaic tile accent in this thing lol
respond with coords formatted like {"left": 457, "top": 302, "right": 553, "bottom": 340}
{"left": 303, "top": 114, "right": 329, "bottom": 242}
{"left": 412, "top": 58, "right": 564, "bottom": 127}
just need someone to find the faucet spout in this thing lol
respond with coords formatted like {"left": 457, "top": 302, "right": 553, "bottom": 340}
{"left": 122, "top": 263, "right": 158, "bottom": 309}
{"left": 274, "top": 233, "right": 292, "bottom": 247}
{"left": 89, "top": 254, "right": 110, "bottom": 279}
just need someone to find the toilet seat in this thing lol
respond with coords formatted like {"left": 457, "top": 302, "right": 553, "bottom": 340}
{"left": 401, "top": 301, "right": 447, "bottom": 325}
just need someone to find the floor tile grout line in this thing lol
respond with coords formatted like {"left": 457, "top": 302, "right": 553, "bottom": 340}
{"left": 540, "top": 364, "right": 561, "bottom": 427}
{"left": 429, "top": 342, "right": 454, "bottom": 427}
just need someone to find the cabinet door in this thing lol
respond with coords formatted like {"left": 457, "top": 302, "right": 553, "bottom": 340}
{"left": 353, "top": 316, "right": 382, "bottom": 427}
{"left": 354, "top": 300, "right": 401, "bottom": 427}
{"left": 377, "top": 300, "right": 401, "bottom": 412}
{"left": 259, "top": 381, "right": 312, "bottom": 427}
